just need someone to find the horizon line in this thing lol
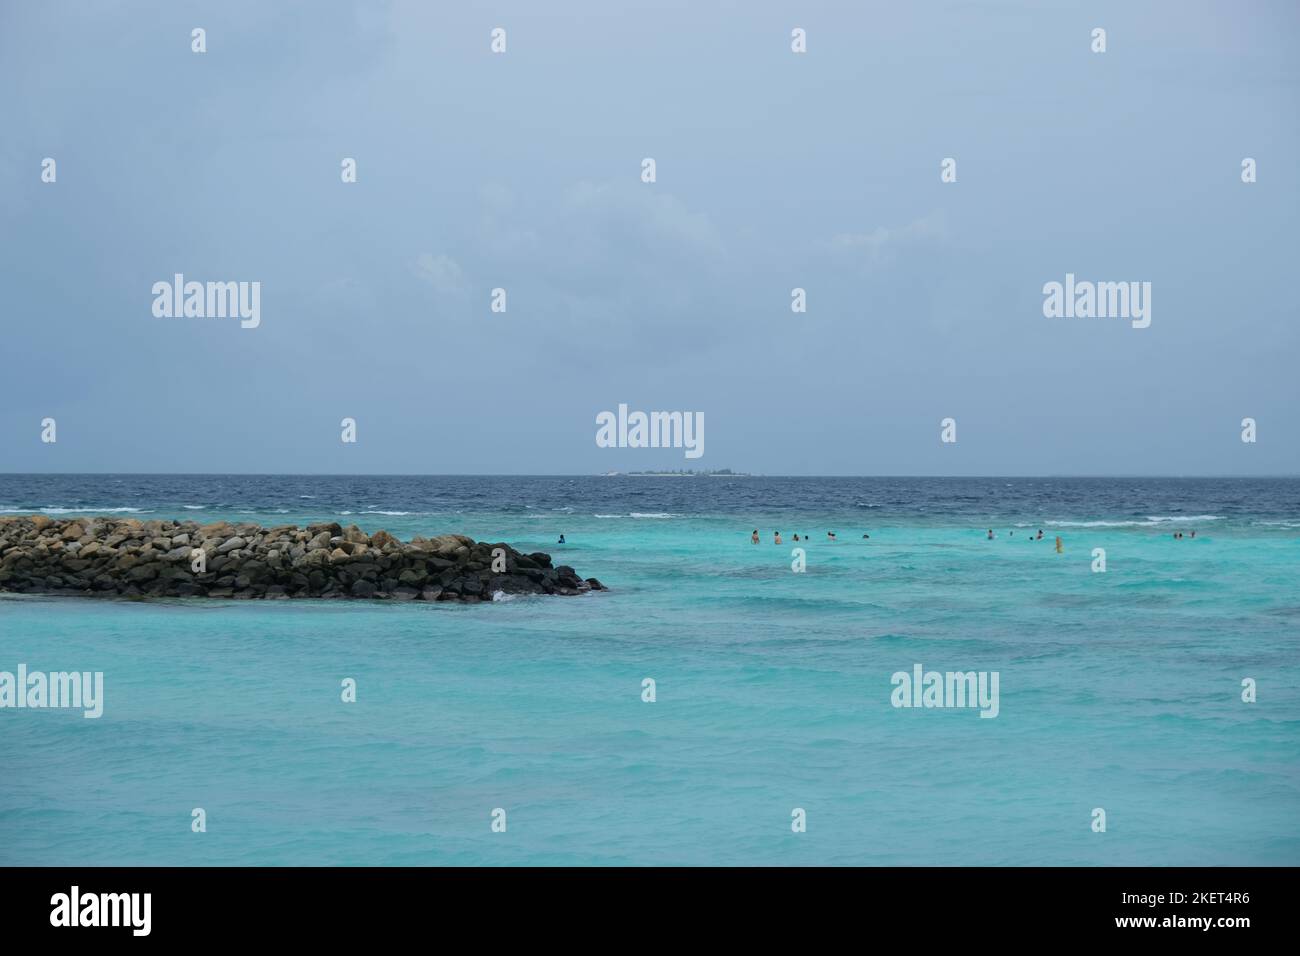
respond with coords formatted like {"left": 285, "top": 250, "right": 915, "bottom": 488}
{"left": 2, "top": 472, "right": 1298, "bottom": 480}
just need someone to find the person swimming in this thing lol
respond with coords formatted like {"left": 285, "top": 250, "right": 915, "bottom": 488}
{"left": 751, "top": 529, "right": 760, "bottom": 544}
{"left": 792, "top": 533, "right": 800, "bottom": 542}
{"left": 774, "top": 531, "right": 783, "bottom": 545}
{"left": 557, "top": 534, "right": 566, "bottom": 544}
{"left": 862, "top": 533, "right": 870, "bottom": 539}
{"left": 1055, "top": 535, "right": 1063, "bottom": 553}
{"left": 1037, "top": 529, "right": 1043, "bottom": 540}
{"left": 1190, "top": 530, "right": 1196, "bottom": 538}
{"left": 987, "top": 529, "right": 994, "bottom": 540}
{"left": 827, "top": 531, "right": 836, "bottom": 541}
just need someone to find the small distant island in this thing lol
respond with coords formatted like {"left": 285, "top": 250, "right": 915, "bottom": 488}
{"left": 602, "top": 468, "right": 750, "bottom": 477}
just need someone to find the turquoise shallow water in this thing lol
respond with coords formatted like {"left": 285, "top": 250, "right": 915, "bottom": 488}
{"left": 1, "top": 475, "right": 1298, "bottom": 865}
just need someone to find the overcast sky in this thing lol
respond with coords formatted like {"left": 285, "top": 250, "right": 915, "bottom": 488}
{"left": 2, "top": 0, "right": 1297, "bottom": 475}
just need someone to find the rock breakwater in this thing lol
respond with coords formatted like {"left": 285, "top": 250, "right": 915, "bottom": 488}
{"left": 0, "top": 515, "right": 606, "bottom": 602}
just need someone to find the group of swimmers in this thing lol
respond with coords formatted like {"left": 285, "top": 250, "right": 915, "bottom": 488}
{"left": 988, "top": 528, "right": 1064, "bottom": 552}
{"left": 986, "top": 528, "right": 1197, "bottom": 543}
{"left": 577, "top": 526, "right": 1197, "bottom": 548}
{"left": 752, "top": 530, "right": 867, "bottom": 545}
{"left": 752, "top": 527, "right": 1070, "bottom": 549}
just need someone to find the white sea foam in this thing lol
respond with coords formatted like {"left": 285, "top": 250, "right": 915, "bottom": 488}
{"left": 1046, "top": 520, "right": 1150, "bottom": 527}
{"left": 1046, "top": 515, "right": 1223, "bottom": 528}
{"left": 182, "top": 505, "right": 206, "bottom": 510}
{"left": 0, "top": 506, "right": 148, "bottom": 515}
{"left": 591, "top": 512, "right": 679, "bottom": 519}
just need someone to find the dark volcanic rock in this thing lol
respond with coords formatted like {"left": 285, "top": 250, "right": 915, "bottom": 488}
{"left": 0, "top": 516, "right": 607, "bottom": 604}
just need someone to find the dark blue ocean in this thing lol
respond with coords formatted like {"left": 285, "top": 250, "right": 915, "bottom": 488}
{"left": 2, "top": 474, "right": 1298, "bottom": 864}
